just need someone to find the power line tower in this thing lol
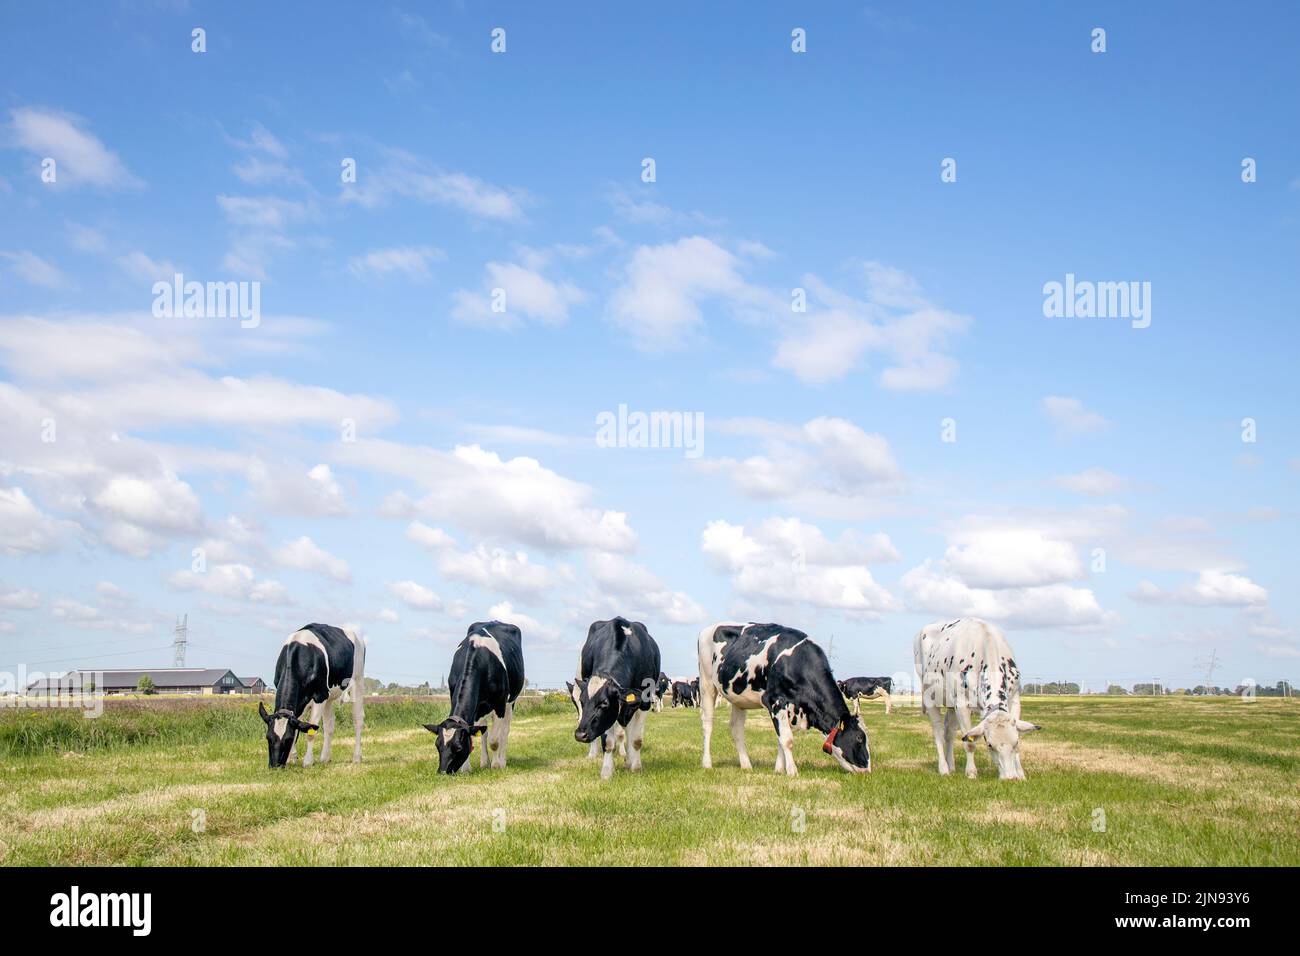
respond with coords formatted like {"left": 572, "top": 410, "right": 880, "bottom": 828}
{"left": 1196, "top": 649, "right": 1219, "bottom": 690}
{"left": 172, "top": 614, "right": 188, "bottom": 668}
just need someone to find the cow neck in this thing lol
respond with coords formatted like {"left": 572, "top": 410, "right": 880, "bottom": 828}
{"left": 807, "top": 687, "right": 852, "bottom": 735}
{"left": 274, "top": 673, "right": 305, "bottom": 717}
{"left": 449, "top": 647, "right": 482, "bottom": 723}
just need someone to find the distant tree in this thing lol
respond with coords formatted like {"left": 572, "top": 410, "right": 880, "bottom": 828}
{"left": 137, "top": 675, "right": 156, "bottom": 695}
{"left": 1106, "top": 684, "right": 1129, "bottom": 696}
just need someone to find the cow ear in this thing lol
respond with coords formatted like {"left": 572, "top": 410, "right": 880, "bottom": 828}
{"left": 258, "top": 701, "right": 272, "bottom": 724}
{"left": 423, "top": 723, "right": 440, "bottom": 733}
{"left": 1016, "top": 720, "right": 1041, "bottom": 734}
{"left": 472, "top": 724, "right": 488, "bottom": 736}
{"left": 961, "top": 720, "right": 987, "bottom": 742}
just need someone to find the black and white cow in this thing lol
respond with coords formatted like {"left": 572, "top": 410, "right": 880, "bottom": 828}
{"left": 654, "top": 672, "right": 671, "bottom": 713}
{"left": 838, "top": 676, "right": 894, "bottom": 715}
{"left": 567, "top": 679, "right": 626, "bottom": 758}
{"left": 424, "top": 621, "right": 524, "bottom": 774}
{"left": 698, "top": 621, "right": 870, "bottom": 775}
{"left": 259, "top": 623, "right": 365, "bottom": 769}
{"left": 914, "top": 617, "right": 1040, "bottom": 780}
{"left": 571, "top": 617, "right": 661, "bottom": 779}
{"left": 671, "top": 678, "right": 698, "bottom": 708}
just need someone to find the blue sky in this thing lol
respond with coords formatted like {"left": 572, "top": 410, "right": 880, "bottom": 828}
{"left": 1, "top": 1, "right": 1297, "bottom": 691}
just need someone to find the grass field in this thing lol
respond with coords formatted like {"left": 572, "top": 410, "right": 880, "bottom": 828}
{"left": 0, "top": 694, "right": 1296, "bottom": 866}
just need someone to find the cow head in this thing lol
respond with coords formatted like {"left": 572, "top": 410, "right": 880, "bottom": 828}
{"left": 822, "top": 714, "right": 871, "bottom": 773}
{"left": 258, "top": 700, "right": 319, "bottom": 769}
{"left": 424, "top": 715, "right": 487, "bottom": 773}
{"left": 572, "top": 675, "right": 634, "bottom": 744}
{"left": 962, "top": 713, "right": 1040, "bottom": 780}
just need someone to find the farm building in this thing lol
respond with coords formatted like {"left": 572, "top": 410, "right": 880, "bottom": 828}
{"left": 240, "top": 676, "right": 268, "bottom": 694}
{"left": 26, "top": 668, "right": 250, "bottom": 696}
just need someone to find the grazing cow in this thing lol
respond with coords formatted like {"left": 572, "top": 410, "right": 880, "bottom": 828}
{"left": 259, "top": 623, "right": 365, "bottom": 769}
{"left": 671, "top": 678, "right": 698, "bottom": 708}
{"left": 572, "top": 617, "right": 661, "bottom": 779}
{"left": 654, "top": 672, "right": 671, "bottom": 712}
{"left": 698, "top": 621, "right": 870, "bottom": 775}
{"left": 424, "top": 621, "right": 524, "bottom": 773}
{"left": 839, "top": 676, "right": 894, "bottom": 715}
{"left": 914, "top": 617, "right": 1040, "bottom": 780}
{"left": 569, "top": 686, "right": 629, "bottom": 759}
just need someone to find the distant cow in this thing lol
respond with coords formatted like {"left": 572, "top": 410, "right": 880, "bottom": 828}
{"left": 654, "top": 672, "right": 671, "bottom": 712}
{"left": 698, "top": 621, "right": 870, "bottom": 775}
{"left": 839, "top": 676, "right": 894, "bottom": 715}
{"left": 671, "top": 678, "right": 699, "bottom": 708}
{"left": 572, "top": 617, "right": 661, "bottom": 779}
{"left": 259, "top": 623, "right": 365, "bottom": 769}
{"left": 424, "top": 621, "right": 524, "bottom": 773}
{"left": 914, "top": 617, "right": 1040, "bottom": 780}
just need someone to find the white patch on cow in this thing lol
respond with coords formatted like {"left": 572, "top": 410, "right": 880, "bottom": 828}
{"left": 587, "top": 675, "right": 608, "bottom": 696}
{"left": 469, "top": 631, "right": 507, "bottom": 671}
{"left": 273, "top": 717, "right": 288, "bottom": 737}
{"left": 286, "top": 628, "right": 330, "bottom": 686}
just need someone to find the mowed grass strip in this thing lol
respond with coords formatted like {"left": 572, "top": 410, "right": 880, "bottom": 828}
{"left": 0, "top": 695, "right": 1296, "bottom": 866}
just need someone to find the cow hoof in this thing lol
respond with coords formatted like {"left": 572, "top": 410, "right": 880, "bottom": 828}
{"left": 738, "top": 759, "right": 752, "bottom": 770}
{"left": 966, "top": 771, "right": 977, "bottom": 780}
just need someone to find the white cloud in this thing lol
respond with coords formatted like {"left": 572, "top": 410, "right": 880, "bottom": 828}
{"left": 9, "top": 107, "right": 141, "bottom": 188}
{"left": 168, "top": 563, "right": 293, "bottom": 605}
{"left": 586, "top": 553, "right": 707, "bottom": 624}
{"left": 1, "top": 251, "right": 65, "bottom": 288}
{"left": 901, "top": 561, "right": 1110, "bottom": 629}
{"left": 339, "top": 442, "right": 636, "bottom": 554}
{"left": 271, "top": 536, "right": 351, "bottom": 583}
{"left": 388, "top": 579, "right": 443, "bottom": 611}
{"left": 701, "top": 517, "right": 898, "bottom": 613}
{"left": 939, "top": 528, "right": 1084, "bottom": 590}
{"left": 1043, "top": 396, "right": 1110, "bottom": 437}
{"left": 0, "top": 585, "right": 41, "bottom": 609}
{"left": 348, "top": 245, "right": 445, "bottom": 281}
{"left": 607, "top": 237, "right": 767, "bottom": 351}
{"left": 115, "top": 250, "right": 179, "bottom": 283}
{"left": 92, "top": 472, "right": 203, "bottom": 535}
{"left": 451, "top": 261, "right": 585, "bottom": 328}
{"left": 249, "top": 461, "right": 349, "bottom": 517}
{"left": 486, "top": 601, "right": 564, "bottom": 645}
{"left": 1055, "top": 467, "right": 1127, "bottom": 496}
{"left": 341, "top": 148, "right": 525, "bottom": 220}
{"left": 1131, "top": 570, "right": 1268, "bottom": 607}
{"left": 773, "top": 263, "right": 969, "bottom": 389}
{"left": 0, "top": 486, "right": 76, "bottom": 555}
{"left": 407, "top": 521, "right": 564, "bottom": 601}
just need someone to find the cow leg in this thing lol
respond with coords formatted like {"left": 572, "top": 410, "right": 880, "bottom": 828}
{"left": 728, "top": 704, "right": 752, "bottom": 770}
{"left": 302, "top": 702, "right": 323, "bottom": 767}
{"left": 851, "top": 695, "right": 860, "bottom": 717}
{"left": 952, "top": 706, "right": 977, "bottom": 778}
{"left": 351, "top": 682, "right": 364, "bottom": 763}
{"left": 699, "top": 678, "right": 717, "bottom": 769}
{"left": 625, "top": 709, "right": 647, "bottom": 771}
{"left": 479, "top": 714, "right": 493, "bottom": 769}
{"left": 588, "top": 739, "right": 601, "bottom": 759}
{"left": 925, "top": 703, "right": 949, "bottom": 775}
{"left": 319, "top": 697, "right": 336, "bottom": 764}
{"left": 600, "top": 725, "right": 619, "bottom": 780}
{"left": 490, "top": 703, "right": 513, "bottom": 769}
{"left": 771, "top": 710, "right": 798, "bottom": 776}
{"left": 882, "top": 690, "right": 892, "bottom": 715}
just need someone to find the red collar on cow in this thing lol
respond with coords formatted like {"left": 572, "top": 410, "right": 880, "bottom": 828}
{"left": 822, "top": 724, "right": 841, "bottom": 755}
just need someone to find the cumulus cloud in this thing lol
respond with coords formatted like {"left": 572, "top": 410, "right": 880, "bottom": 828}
{"left": 1, "top": 251, "right": 66, "bottom": 288}
{"left": 1131, "top": 569, "right": 1268, "bottom": 607}
{"left": 586, "top": 553, "right": 707, "bottom": 624}
{"left": 271, "top": 536, "right": 351, "bottom": 583}
{"left": 387, "top": 579, "right": 443, "bottom": 611}
{"left": 451, "top": 260, "right": 585, "bottom": 328}
{"left": 0, "top": 485, "right": 77, "bottom": 555}
{"left": 901, "top": 561, "right": 1110, "bottom": 629}
{"left": 773, "top": 263, "right": 969, "bottom": 389}
{"left": 407, "top": 521, "right": 566, "bottom": 601}
{"left": 249, "top": 461, "right": 349, "bottom": 517}
{"left": 701, "top": 517, "right": 898, "bottom": 613}
{"left": 340, "top": 441, "right": 636, "bottom": 554}
{"left": 168, "top": 563, "right": 293, "bottom": 605}
{"left": 703, "top": 415, "right": 903, "bottom": 517}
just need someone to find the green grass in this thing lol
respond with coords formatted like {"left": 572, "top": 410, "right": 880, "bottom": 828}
{"left": 0, "top": 695, "right": 1295, "bottom": 865}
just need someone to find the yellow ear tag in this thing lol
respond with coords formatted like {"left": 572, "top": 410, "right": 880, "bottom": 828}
{"left": 625, "top": 693, "right": 637, "bottom": 703}
{"left": 307, "top": 728, "right": 317, "bottom": 737}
